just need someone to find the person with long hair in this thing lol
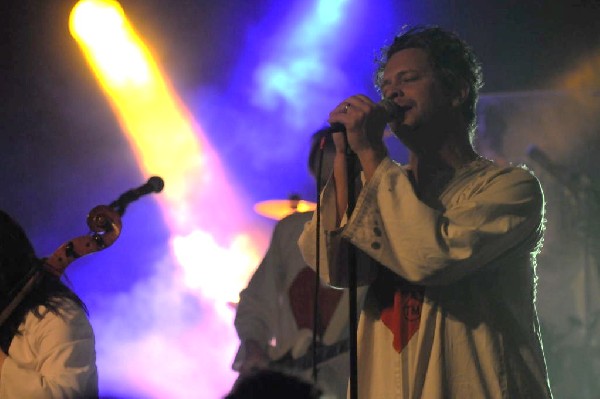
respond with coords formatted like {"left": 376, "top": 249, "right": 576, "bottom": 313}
{"left": 0, "top": 210, "right": 97, "bottom": 398}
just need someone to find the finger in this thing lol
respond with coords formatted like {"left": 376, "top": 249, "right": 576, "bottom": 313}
{"left": 348, "top": 95, "right": 379, "bottom": 115}
{"left": 331, "top": 131, "right": 347, "bottom": 152}
{"left": 331, "top": 94, "right": 368, "bottom": 115}
{"left": 327, "top": 95, "right": 375, "bottom": 131}
{"left": 346, "top": 94, "right": 376, "bottom": 109}
{"left": 330, "top": 101, "right": 352, "bottom": 117}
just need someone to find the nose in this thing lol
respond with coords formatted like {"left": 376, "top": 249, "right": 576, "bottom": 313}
{"left": 386, "top": 91, "right": 401, "bottom": 103}
{"left": 387, "top": 84, "right": 404, "bottom": 100}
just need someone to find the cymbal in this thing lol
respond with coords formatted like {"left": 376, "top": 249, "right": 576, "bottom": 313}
{"left": 254, "top": 198, "right": 316, "bottom": 220}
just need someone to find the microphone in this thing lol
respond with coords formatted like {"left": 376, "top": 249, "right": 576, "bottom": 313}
{"left": 324, "top": 98, "right": 405, "bottom": 134}
{"left": 109, "top": 176, "right": 165, "bottom": 215}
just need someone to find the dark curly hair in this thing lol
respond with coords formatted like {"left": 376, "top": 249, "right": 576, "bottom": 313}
{"left": 0, "top": 210, "right": 86, "bottom": 352}
{"left": 375, "top": 25, "right": 484, "bottom": 141}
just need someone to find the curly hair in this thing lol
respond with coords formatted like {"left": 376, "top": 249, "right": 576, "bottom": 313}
{"left": 0, "top": 210, "right": 86, "bottom": 352}
{"left": 375, "top": 25, "right": 484, "bottom": 141}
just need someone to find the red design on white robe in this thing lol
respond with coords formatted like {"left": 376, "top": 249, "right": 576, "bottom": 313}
{"left": 380, "top": 287, "right": 424, "bottom": 352}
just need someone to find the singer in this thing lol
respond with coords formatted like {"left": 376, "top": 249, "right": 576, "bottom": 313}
{"left": 299, "top": 26, "right": 553, "bottom": 398}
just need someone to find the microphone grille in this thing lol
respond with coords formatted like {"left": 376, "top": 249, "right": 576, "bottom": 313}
{"left": 379, "top": 98, "right": 404, "bottom": 120}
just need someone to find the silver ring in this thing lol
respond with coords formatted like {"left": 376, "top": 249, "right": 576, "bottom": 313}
{"left": 343, "top": 103, "right": 350, "bottom": 113}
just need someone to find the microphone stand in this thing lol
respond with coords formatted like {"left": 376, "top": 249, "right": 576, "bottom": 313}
{"left": 312, "top": 136, "right": 360, "bottom": 396}
{"left": 344, "top": 136, "right": 360, "bottom": 399}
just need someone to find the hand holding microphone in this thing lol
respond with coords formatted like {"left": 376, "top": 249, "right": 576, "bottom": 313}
{"left": 326, "top": 95, "right": 405, "bottom": 155}
{"left": 326, "top": 95, "right": 405, "bottom": 180}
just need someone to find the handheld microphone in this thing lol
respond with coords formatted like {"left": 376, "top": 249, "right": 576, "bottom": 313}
{"left": 324, "top": 98, "right": 405, "bottom": 134}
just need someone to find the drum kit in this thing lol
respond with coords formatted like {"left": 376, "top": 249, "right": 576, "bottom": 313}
{"left": 226, "top": 195, "right": 316, "bottom": 310}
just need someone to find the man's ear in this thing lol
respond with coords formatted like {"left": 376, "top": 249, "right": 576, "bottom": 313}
{"left": 451, "top": 82, "right": 469, "bottom": 107}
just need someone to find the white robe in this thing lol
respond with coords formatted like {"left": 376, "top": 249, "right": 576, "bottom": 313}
{"left": 0, "top": 298, "right": 97, "bottom": 399}
{"left": 299, "top": 157, "right": 553, "bottom": 399}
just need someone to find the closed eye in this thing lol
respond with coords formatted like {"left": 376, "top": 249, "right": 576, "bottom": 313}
{"left": 400, "top": 73, "right": 421, "bottom": 83}
{"left": 402, "top": 76, "right": 418, "bottom": 83}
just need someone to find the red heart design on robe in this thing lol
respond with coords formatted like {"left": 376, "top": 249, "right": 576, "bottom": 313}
{"left": 380, "top": 288, "right": 424, "bottom": 353}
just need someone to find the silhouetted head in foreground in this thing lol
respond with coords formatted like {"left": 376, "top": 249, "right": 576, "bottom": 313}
{"left": 225, "top": 369, "right": 323, "bottom": 399}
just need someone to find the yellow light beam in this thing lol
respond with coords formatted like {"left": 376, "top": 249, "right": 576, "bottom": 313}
{"left": 70, "top": 0, "right": 208, "bottom": 230}
{"left": 70, "top": 0, "right": 263, "bottom": 302}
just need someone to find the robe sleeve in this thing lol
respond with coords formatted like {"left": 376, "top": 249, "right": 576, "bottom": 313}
{"left": 343, "top": 157, "right": 544, "bottom": 286}
{"left": 299, "top": 157, "right": 544, "bottom": 287}
{"left": 298, "top": 171, "right": 378, "bottom": 288}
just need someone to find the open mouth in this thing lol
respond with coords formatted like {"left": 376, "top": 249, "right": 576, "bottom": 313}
{"left": 395, "top": 105, "right": 412, "bottom": 119}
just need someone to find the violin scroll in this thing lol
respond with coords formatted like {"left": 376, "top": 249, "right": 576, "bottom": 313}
{"left": 0, "top": 177, "right": 164, "bottom": 327}
{"left": 43, "top": 176, "right": 164, "bottom": 275}
{"left": 45, "top": 205, "right": 122, "bottom": 276}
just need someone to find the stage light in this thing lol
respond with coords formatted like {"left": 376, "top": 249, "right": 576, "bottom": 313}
{"left": 70, "top": 1, "right": 262, "bottom": 396}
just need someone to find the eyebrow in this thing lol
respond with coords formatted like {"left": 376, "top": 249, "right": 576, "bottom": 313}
{"left": 380, "top": 69, "right": 421, "bottom": 88}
